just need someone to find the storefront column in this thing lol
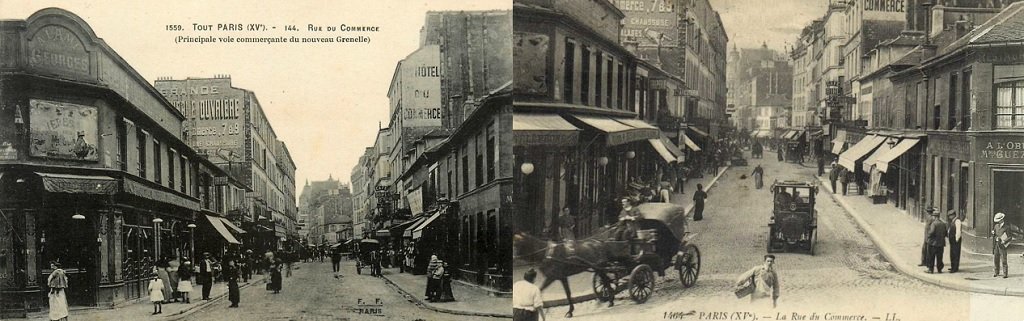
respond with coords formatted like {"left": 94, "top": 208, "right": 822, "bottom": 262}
{"left": 24, "top": 211, "right": 38, "bottom": 289}
{"left": 112, "top": 211, "right": 123, "bottom": 282}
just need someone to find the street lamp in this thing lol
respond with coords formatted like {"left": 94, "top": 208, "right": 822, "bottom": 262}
{"left": 187, "top": 223, "right": 197, "bottom": 260}
{"left": 153, "top": 218, "right": 164, "bottom": 257}
{"left": 520, "top": 162, "right": 535, "bottom": 175}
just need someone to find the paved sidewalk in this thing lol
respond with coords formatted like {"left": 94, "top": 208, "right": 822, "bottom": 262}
{"left": 377, "top": 267, "right": 511, "bottom": 318}
{"left": 815, "top": 175, "right": 1024, "bottom": 296}
{"left": 27, "top": 270, "right": 270, "bottom": 321}
{"left": 514, "top": 165, "right": 732, "bottom": 308}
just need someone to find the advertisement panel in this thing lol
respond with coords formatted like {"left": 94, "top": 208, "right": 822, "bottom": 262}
{"left": 614, "top": 0, "right": 679, "bottom": 48}
{"left": 155, "top": 78, "right": 246, "bottom": 161}
{"left": 28, "top": 99, "right": 98, "bottom": 161}
{"left": 401, "top": 45, "right": 443, "bottom": 127}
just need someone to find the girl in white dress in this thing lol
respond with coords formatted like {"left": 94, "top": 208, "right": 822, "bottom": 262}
{"left": 47, "top": 261, "right": 69, "bottom": 321}
{"left": 148, "top": 271, "right": 164, "bottom": 315}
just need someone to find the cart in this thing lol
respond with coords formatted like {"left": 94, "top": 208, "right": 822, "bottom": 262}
{"left": 785, "top": 141, "right": 804, "bottom": 163}
{"left": 355, "top": 239, "right": 380, "bottom": 275}
{"left": 767, "top": 181, "right": 818, "bottom": 254}
{"left": 591, "top": 203, "right": 701, "bottom": 304}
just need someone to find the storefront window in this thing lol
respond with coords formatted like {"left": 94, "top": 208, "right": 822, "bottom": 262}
{"left": 995, "top": 65, "right": 1024, "bottom": 129}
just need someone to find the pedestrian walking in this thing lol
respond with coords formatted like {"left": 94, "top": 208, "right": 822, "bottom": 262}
{"left": 47, "top": 261, "right": 69, "bottom": 321}
{"left": 839, "top": 168, "right": 850, "bottom": 195}
{"left": 331, "top": 247, "right": 343, "bottom": 278}
{"left": 734, "top": 254, "right": 780, "bottom": 309}
{"left": 828, "top": 163, "right": 839, "bottom": 193}
{"left": 512, "top": 268, "right": 545, "bottom": 321}
{"left": 992, "top": 212, "right": 1012, "bottom": 278}
{"left": 269, "top": 259, "right": 283, "bottom": 293}
{"left": 439, "top": 261, "right": 456, "bottom": 302}
{"left": 177, "top": 261, "right": 193, "bottom": 304}
{"left": 425, "top": 255, "right": 441, "bottom": 301}
{"left": 924, "top": 210, "right": 947, "bottom": 273}
{"left": 918, "top": 208, "right": 937, "bottom": 267}
{"left": 148, "top": 271, "right": 164, "bottom": 315}
{"left": 751, "top": 165, "right": 764, "bottom": 190}
{"left": 658, "top": 180, "right": 672, "bottom": 203}
{"left": 198, "top": 252, "right": 215, "bottom": 300}
{"left": 155, "top": 256, "right": 172, "bottom": 303}
{"left": 693, "top": 184, "right": 708, "bottom": 221}
{"left": 167, "top": 255, "right": 180, "bottom": 302}
{"left": 817, "top": 156, "right": 824, "bottom": 176}
{"left": 225, "top": 260, "right": 240, "bottom": 308}
{"left": 777, "top": 145, "right": 784, "bottom": 161}
{"left": 371, "top": 250, "right": 383, "bottom": 277}
{"left": 947, "top": 210, "right": 963, "bottom": 273}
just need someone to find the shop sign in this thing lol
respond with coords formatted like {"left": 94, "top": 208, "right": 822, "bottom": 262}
{"left": 401, "top": 45, "right": 443, "bottom": 127}
{"left": 155, "top": 78, "right": 245, "bottom": 152}
{"left": 608, "top": 128, "right": 659, "bottom": 146}
{"left": 212, "top": 176, "right": 229, "bottom": 186}
{"left": 123, "top": 179, "right": 200, "bottom": 210}
{"left": 26, "top": 25, "right": 91, "bottom": 78}
{"left": 0, "top": 142, "right": 18, "bottom": 160}
{"left": 29, "top": 99, "right": 99, "bottom": 161}
{"left": 407, "top": 188, "right": 423, "bottom": 216}
{"left": 981, "top": 48, "right": 1024, "bottom": 64}
{"left": 614, "top": 0, "right": 678, "bottom": 48}
{"left": 979, "top": 137, "right": 1024, "bottom": 161}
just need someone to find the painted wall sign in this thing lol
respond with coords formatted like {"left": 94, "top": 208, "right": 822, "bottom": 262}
{"left": 980, "top": 139, "right": 1024, "bottom": 160}
{"left": 513, "top": 32, "right": 549, "bottom": 95}
{"left": 28, "top": 99, "right": 98, "bottom": 161}
{"left": 401, "top": 45, "right": 444, "bottom": 127}
{"left": 614, "top": 0, "right": 678, "bottom": 47}
{"left": 26, "top": 25, "right": 91, "bottom": 77}
{"left": 155, "top": 78, "right": 245, "bottom": 158}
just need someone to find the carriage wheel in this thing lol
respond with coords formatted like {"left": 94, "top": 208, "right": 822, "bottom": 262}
{"left": 809, "top": 229, "right": 817, "bottom": 255}
{"left": 677, "top": 244, "right": 701, "bottom": 288}
{"left": 628, "top": 265, "right": 654, "bottom": 304}
{"left": 592, "top": 272, "right": 617, "bottom": 302}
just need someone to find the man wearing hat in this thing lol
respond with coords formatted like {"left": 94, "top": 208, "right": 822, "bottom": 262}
{"left": 992, "top": 212, "right": 1011, "bottom": 278}
{"left": 919, "top": 207, "right": 938, "bottom": 267}
{"left": 947, "top": 210, "right": 963, "bottom": 273}
{"left": 924, "top": 209, "right": 947, "bottom": 273}
{"left": 828, "top": 162, "right": 839, "bottom": 193}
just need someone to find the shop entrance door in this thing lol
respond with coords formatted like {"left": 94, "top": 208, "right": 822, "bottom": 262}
{"left": 39, "top": 212, "right": 97, "bottom": 307}
{"left": 993, "top": 169, "right": 1024, "bottom": 232}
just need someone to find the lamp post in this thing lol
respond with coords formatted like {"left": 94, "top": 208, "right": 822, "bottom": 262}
{"left": 153, "top": 218, "right": 163, "bottom": 258}
{"left": 187, "top": 223, "right": 197, "bottom": 260}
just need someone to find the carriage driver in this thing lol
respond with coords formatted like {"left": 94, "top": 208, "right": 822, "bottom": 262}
{"left": 613, "top": 198, "right": 641, "bottom": 241}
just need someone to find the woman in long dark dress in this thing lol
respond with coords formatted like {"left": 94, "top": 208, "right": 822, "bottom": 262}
{"left": 439, "top": 262, "right": 455, "bottom": 302}
{"left": 693, "top": 184, "right": 708, "bottom": 221}
{"left": 269, "top": 259, "right": 282, "bottom": 294}
{"left": 225, "top": 260, "right": 240, "bottom": 307}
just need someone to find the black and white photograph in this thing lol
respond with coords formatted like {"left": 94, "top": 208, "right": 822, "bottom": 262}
{"left": 0, "top": 1, "right": 512, "bottom": 320}
{"left": 511, "top": 0, "right": 1024, "bottom": 320}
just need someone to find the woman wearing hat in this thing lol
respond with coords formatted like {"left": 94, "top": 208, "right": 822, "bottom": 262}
{"left": 47, "top": 261, "right": 69, "bottom": 321}
{"left": 992, "top": 212, "right": 1012, "bottom": 278}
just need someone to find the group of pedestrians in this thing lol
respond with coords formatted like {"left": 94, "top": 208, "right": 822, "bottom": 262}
{"left": 424, "top": 255, "right": 455, "bottom": 302}
{"left": 920, "top": 206, "right": 1015, "bottom": 279}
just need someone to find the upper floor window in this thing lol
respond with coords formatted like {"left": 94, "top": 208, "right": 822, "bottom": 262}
{"left": 996, "top": 80, "right": 1024, "bottom": 129}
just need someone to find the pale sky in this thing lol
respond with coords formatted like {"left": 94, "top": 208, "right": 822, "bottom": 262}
{"left": 710, "top": 0, "right": 829, "bottom": 52}
{"left": 0, "top": 0, "right": 510, "bottom": 199}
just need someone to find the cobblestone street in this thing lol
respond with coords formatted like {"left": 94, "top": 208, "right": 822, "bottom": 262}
{"left": 541, "top": 151, "right": 1024, "bottom": 321}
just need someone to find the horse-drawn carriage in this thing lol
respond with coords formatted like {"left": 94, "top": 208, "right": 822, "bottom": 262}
{"left": 767, "top": 180, "right": 818, "bottom": 254}
{"left": 590, "top": 202, "right": 701, "bottom": 304}
{"left": 354, "top": 238, "right": 380, "bottom": 274}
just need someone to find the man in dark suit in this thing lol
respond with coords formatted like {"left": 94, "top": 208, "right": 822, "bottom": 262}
{"left": 919, "top": 208, "right": 936, "bottom": 267}
{"left": 947, "top": 210, "right": 963, "bottom": 273}
{"left": 199, "top": 252, "right": 215, "bottom": 300}
{"left": 925, "top": 210, "right": 948, "bottom": 273}
{"left": 828, "top": 163, "right": 839, "bottom": 193}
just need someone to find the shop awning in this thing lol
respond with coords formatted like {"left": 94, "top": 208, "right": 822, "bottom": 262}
{"left": 375, "top": 229, "right": 390, "bottom": 238}
{"left": 789, "top": 131, "right": 805, "bottom": 140}
{"left": 680, "top": 134, "right": 701, "bottom": 151}
{"left": 204, "top": 215, "right": 241, "bottom": 244}
{"left": 875, "top": 139, "right": 921, "bottom": 173}
{"left": 754, "top": 130, "right": 771, "bottom": 138}
{"left": 412, "top": 211, "right": 443, "bottom": 239}
{"left": 661, "top": 135, "right": 685, "bottom": 160}
{"left": 781, "top": 130, "right": 794, "bottom": 139}
{"left": 218, "top": 217, "right": 246, "bottom": 234}
{"left": 838, "top": 135, "right": 885, "bottom": 171}
{"left": 403, "top": 217, "right": 426, "bottom": 237}
{"left": 648, "top": 138, "right": 677, "bottom": 163}
{"left": 688, "top": 126, "right": 709, "bottom": 137}
{"left": 35, "top": 172, "right": 118, "bottom": 195}
{"left": 862, "top": 138, "right": 895, "bottom": 170}
{"left": 831, "top": 130, "right": 848, "bottom": 154}
{"left": 571, "top": 115, "right": 659, "bottom": 146}
{"left": 513, "top": 113, "right": 580, "bottom": 146}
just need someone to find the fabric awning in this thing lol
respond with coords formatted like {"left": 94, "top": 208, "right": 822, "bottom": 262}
{"left": 375, "top": 230, "right": 390, "bottom": 238}
{"left": 403, "top": 217, "right": 426, "bottom": 237}
{"left": 688, "top": 126, "right": 709, "bottom": 137}
{"left": 218, "top": 217, "right": 246, "bottom": 234}
{"left": 838, "top": 135, "right": 885, "bottom": 170}
{"left": 862, "top": 138, "right": 895, "bottom": 170}
{"left": 831, "top": 130, "right": 848, "bottom": 154}
{"left": 875, "top": 139, "right": 921, "bottom": 173}
{"left": 36, "top": 172, "right": 118, "bottom": 195}
{"left": 754, "top": 130, "right": 771, "bottom": 138}
{"left": 513, "top": 113, "right": 580, "bottom": 146}
{"left": 204, "top": 215, "right": 241, "bottom": 244}
{"left": 680, "top": 134, "right": 701, "bottom": 151}
{"left": 661, "top": 135, "right": 685, "bottom": 160}
{"left": 571, "top": 115, "right": 659, "bottom": 146}
{"left": 412, "top": 211, "right": 443, "bottom": 239}
{"left": 789, "top": 131, "right": 804, "bottom": 140}
{"left": 648, "top": 138, "right": 676, "bottom": 163}
{"left": 781, "top": 130, "right": 794, "bottom": 139}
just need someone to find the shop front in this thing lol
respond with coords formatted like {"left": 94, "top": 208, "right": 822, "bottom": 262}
{"left": 964, "top": 134, "right": 1024, "bottom": 252}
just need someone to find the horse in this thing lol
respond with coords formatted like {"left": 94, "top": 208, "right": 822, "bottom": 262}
{"left": 513, "top": 231, "right": 621, "bottom": 318}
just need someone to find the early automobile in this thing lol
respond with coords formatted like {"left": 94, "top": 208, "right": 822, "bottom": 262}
{"left": 354, "top": 238, "right": 380, "bottom": 274}
{"left": 767, "top": 180, "right": 818, "bottom": 254}
{"left": 591, "top": 202, "right": 701, "bottom": 304}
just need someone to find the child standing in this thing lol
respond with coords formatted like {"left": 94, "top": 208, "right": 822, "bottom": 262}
{"left": 148, "top": 272, "right": 164, "bottom": 315}
{"left": 177, "top": 261, "right": 193, "bottom": 304}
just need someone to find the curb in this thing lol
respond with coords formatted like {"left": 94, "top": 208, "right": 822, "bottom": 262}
{"left": 541, "top": 165, "right": 732, "bottom": 308}
{"left": 814, "top": 176, "right": 1024, "bottom": 297}
{"left": 378, "top": 274, "right": 512, "bottom": 318}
